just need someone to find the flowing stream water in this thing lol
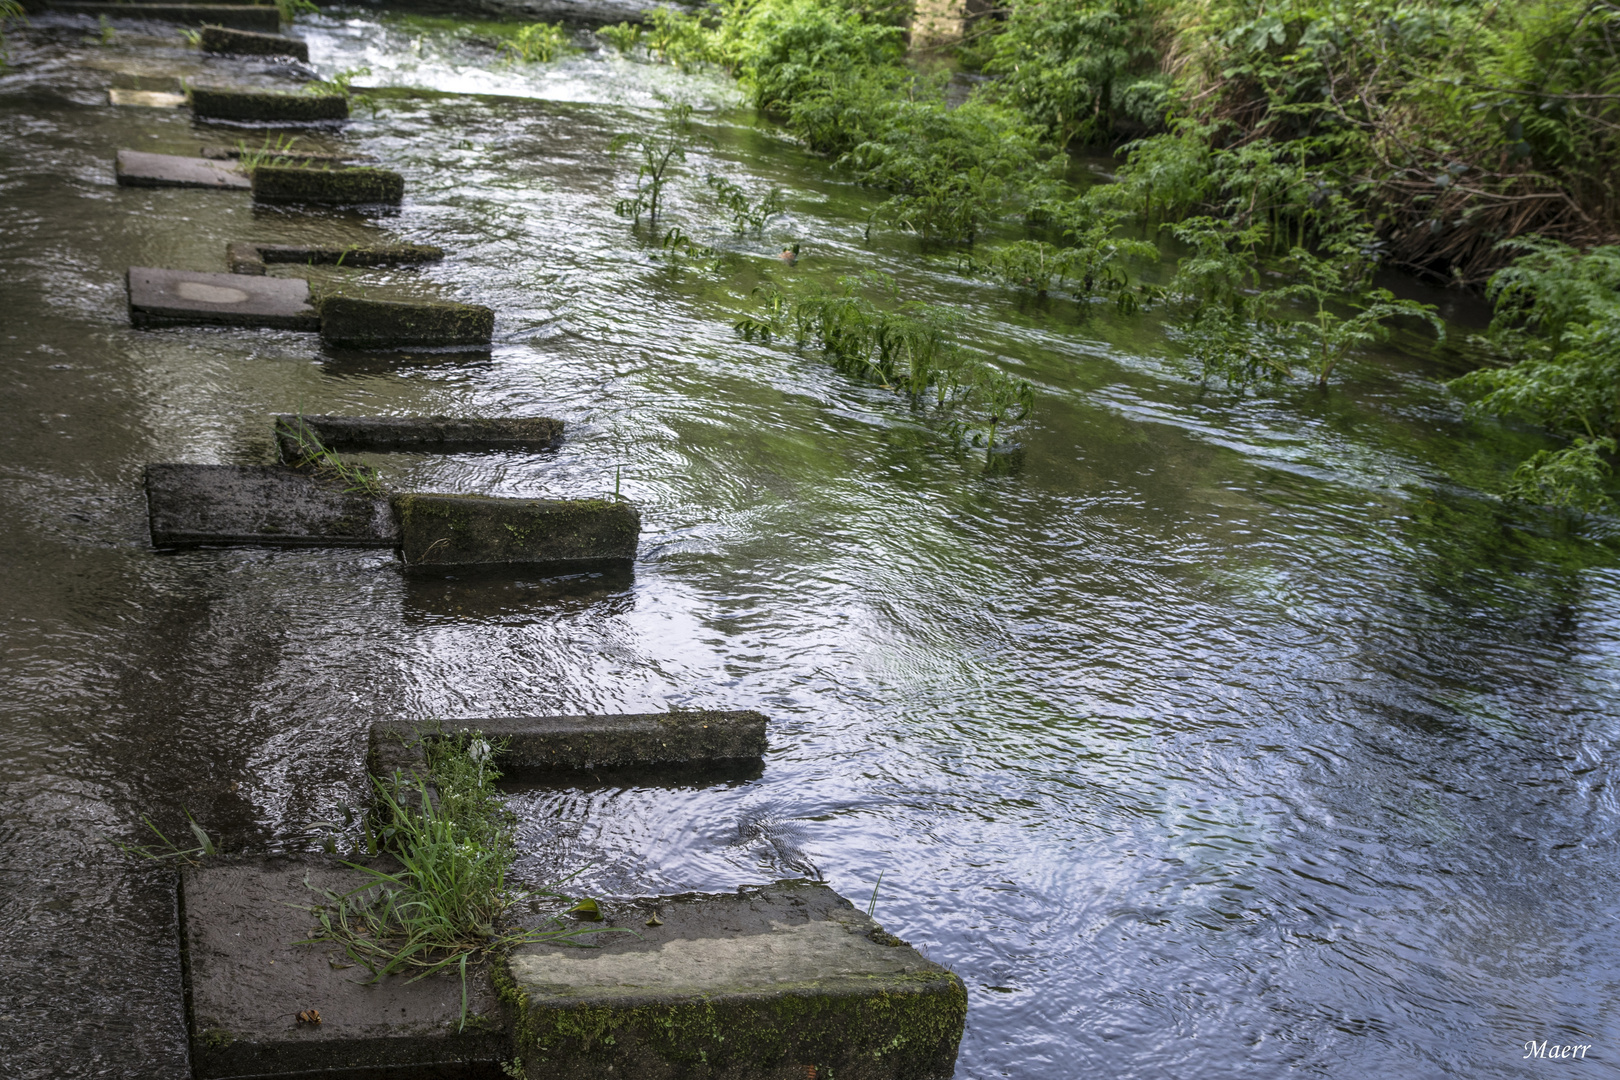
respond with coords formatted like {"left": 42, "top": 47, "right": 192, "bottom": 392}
{"left": 2, "top": 11, "right": 1619, "bottom": 1078}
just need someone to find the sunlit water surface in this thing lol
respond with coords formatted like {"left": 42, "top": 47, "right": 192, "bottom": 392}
{"left": 2, "top": 11, "right": 1619, "bottom": 1078}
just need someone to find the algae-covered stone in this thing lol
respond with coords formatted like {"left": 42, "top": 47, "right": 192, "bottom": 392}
{"left": 320, "top": 295, "right": 494, "bottom": 350}
{"left": 199, "top": 25, "right": 309, "bottom": 60}
{"left": 145, "top": 464, "right": 396, "bottom": 548}
{"left": 500, "top": 882, "right": 967, "bottom": 1080}
{"left": 394, "top": 493, "right": 639, "bottom": 571}
{"left": 275, "top": 415, "right": 563, "bottom": 457}
{"left": 257, "top": 242, "right": 443, "bottom": 267}
{"left": 251, "top": 164, "right": 404, "bottom": 206}
{"left": 190, "top": 86, "right": 348, "bottom": 124}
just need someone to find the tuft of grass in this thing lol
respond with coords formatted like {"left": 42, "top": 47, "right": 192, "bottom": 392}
{"left": 276, "top": 416, "right": 384, "bottom": 496}
{"left": 0, "top": 0, "right": 24, "bottom": 67}
{"left": 235, "top": 133, "right": 306, "bottom": 172}
{"left": 501, "top": 21, "right": 572, "bottom": 64}
{"left": 114, "top": 812, "right": 218, "bottom": 865}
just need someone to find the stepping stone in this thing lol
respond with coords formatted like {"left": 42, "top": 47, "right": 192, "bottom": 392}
{"left": 199, "top": 24, "right": 309, "bottom": 60}
{"left": 228, "top": 242, "right": 443, "bottom": 274}
{"left": 190, "top": 86, "right": 348, "bottom": 124}
{"left": 109, "top": 89, "right": 188, "bottom": 108}
{"left": 115, "top": 149, "right": 249, "bottom": 190}
{"left": 319, "top": 295, "right": 493, "bottom": 350}
{"left": 181, "top": 857, "right": 507, "bottom": 1080}
{"left": 251, "top": 164, "right": 404, "bottom": 206}
{"left": 500, "top": 882, "right": 967, "bottom": 1080}
{"left": 369, "top": 711, "right": 769, "bottom": 778}
{"left": 274, "top": 415, "right": 563, "bottom": 457}
{"left": 393, "top": 494, "right": 639, "bottom": 572}
{"left": 145, "top": 464, "right": 397, "bottom": 548}
{"left": 53, "top": 3, "right": 281, "bottom": 31}
{"left": 127, "top": 267, "right": 317, "bottom": 330}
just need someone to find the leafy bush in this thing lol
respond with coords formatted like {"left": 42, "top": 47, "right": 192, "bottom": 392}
{"left": 501, "top": 22, "right": 572, "bottom": 63}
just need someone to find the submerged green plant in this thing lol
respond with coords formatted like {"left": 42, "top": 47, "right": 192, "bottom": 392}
{"left": 705, "top": 174, "right": 785, "bottom": 234}
{"left": 276, "top": 416, "right": 384, "bottom": 496}
{"left": 611, "top": 102, "right": 694, "bottom": 229}
{"left": 114, "top": 812, "right": 218, "bottom": 865}
{"left": 502, "top": 21, "right": 572, "bottom": 64}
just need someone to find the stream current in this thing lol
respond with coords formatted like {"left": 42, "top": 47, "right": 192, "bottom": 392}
{"left": 1, "top": 11, "right": 1619, "bottom": 1078}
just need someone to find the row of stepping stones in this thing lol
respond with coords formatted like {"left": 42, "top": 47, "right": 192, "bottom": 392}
{"left": 104, "top": 21, "right": 970, "bottom": 1080}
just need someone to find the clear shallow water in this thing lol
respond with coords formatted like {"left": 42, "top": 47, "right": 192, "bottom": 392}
{"left": 2, "top": 11, "right": 1619, "bottom": 1079}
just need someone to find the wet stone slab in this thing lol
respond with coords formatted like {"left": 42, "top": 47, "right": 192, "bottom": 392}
{"left": 127, "top": 267, "right": 318, "bottom": 329}
{"left": 115, "top": 149, "right": 249, "bottom": 190}
{"left": 109, "top": 88, "right": 188, "bottom": 108}
{"left": 145, "top": 464, "right": 397, "bottom": 548}
{"left": 320, "top": 295, "right": 494, "bottom": 350}
{"left": 228, "top": 241, "right": 444, "bottom": 274}
{"left": 182, "top": 857, "right": 508, "bottom": 1080}
{"left": 56, "top": 2, "right": 282, "bottom": 30}
{"left": 251, "top": 164, "right": 404, "bottom": 206}
{"left": 199, "top": 24, "right": 309, "bottom": 60}
{"left": 190, "top": 86, "right": 349, "bottom": 124}
{"left": 501, "top": 882, "right": 968, "bottom": 1080}
{"left": 275, "top": 415, "right": 563, "bottom": 457}
{"left": 393, "top": 494, "right": 639, "bottom": 572}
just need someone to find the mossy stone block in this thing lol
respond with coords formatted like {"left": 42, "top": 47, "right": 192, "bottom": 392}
{"left": 145, "top": 464, "right": 396, "bottom": 548}
{"left": 275, "top": 415, "right": 563, "bottom": 458}
{"left": 499, "top": 883, "right": 967, "bottom": 1080}
{"left": 190, "top": 87, "right": 349, "bottom": 124}
{"left": 251, "top": 164, "right": 404, "bottom": 206}
{"left": 394, "top": 494, "right": 639, "bottom": 571}
{"left": 199, "top": 25, "right": 309, "bottom": 60}
{"left": 319, "top": 295, "right": 494, "bottom": 350}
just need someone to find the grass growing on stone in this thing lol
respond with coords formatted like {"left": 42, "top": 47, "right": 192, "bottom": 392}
{"left": 235, "top": 134, "right": 304, "bottom": 173}
{"left": 276, "top": 415, "right": 384, "bottom": 496}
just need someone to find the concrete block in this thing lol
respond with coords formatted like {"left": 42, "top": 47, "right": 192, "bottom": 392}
{"left": 127, "top": 266, "right": 317, "bottom": 330}
{"left": 199, "top": 25, "right": 309, "bottom": 60}
{"left": 145, "top": 464, "right": 398, "bottom": 548}
{"left": 275, "top": 415, "right": 563, "bottom": 457}
{"left": 251, "top": 164, "right": 404, "bottom": 206}
{"left": 228, "top": 242, "right": 444, "bottom": 274}
{"left": 115, "top": 149, "right": 249, "bottom": 190}
{"left": 319, "top": 296, "right": 493, "bottom": 350}
{"left": 501, "top": 882, "right": 967, "bottom": 1080}
{"left": 109, "top": 88, "right": 188, "bottom": 108}
{"left": 190, "top": 86, "right": 348, "bottom": 124}
{"left": 55, "top": 2, "right": 281, "bottom": 30}
{"left": 393, "top": 494, "right": 639, "bottom": 571}
{"left": 181, "top": 857, "right": 508, "bottom": 1079}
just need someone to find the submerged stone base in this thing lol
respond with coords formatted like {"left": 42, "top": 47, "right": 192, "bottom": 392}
{"left": 320, "top": 295, "right": 494, "bottom": 350}
{"left": 502, "top": 882, "right": 967, "bottom": 1080}
{"left": 181, "top": 857, "right": 509, "bottom": 1080}
{"left": 199, "top": 24, "right": 309, "bottom": 60}
{"left": 228, "top": 241, "right": 444, "bottom": 274}
{"left": 251, "top": 164, "right": 405, "bottom": 206}
{"left": 145, "top": 464, "right": 397, "bottom": 548}
{"left": 190, "top": 86, "right": 349, "bottom": 124}
{"left": 127, "top": 267, "right": 317, "bottom": 330}
{"left": 393, "top": 494, "right": 639, "bottom": 571}
{"left": 115, "top": 149, "right": 249, "bottom": 190}
{"left": 275, "top": 414, "right": 563, "bottom": 457}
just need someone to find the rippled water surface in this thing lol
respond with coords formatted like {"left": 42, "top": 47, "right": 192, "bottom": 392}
{"left": 2, "top": 11, "right": 1619, "bottom": 1078}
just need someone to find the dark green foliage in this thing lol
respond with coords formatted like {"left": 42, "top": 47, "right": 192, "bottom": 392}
{"left": 612, "top": 103, "right": 694, "bottom": 229}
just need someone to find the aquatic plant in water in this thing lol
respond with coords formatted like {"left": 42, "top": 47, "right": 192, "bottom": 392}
{"left": 276, "top": 416, "right": 384, "bottom": 496}
{"left": 501, "top": 22, "right": 572, "bottom": 64}
{"left": 612, "top": 103, "right": 694, "bottom": 230}
{"left": 705, "top": 174, "right": 785, "bottom": 234}
{"left": 595, "top": 21, "right": 642, "bottom": 55}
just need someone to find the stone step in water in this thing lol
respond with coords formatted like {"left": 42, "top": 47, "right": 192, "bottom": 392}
{"left": 228, "top": 241, "right": 443, "bottom": 274}
{"left": 191, "top": 86, "right": 348, "bottom": 124}
{"left": 109, "top": 88, "right": 187, "bottom": 108}
{"left": 115, "top": 149, "right": 249, "bottom": 190}
{"left": 250, "top": 163, "right": 404, "bottom": 206}
{"left": 145, "top": 464, "right": 397, "bottom": 548}
{"left": 199, "top": 24, "right": 308, "bottom": 60}
{"left": 319, "top": 295, "right": 493, "bottom": 350}
{"left": 52, "top": 2, "right": 280, "bottom": 30}
{"left": 127, "top": 267, "right": 317, "bottom": 329}
{"left": 394, "top": 494, "right": 639, "bottom": 572}
{"left": 275, "top": 414, "right": 563, "bottom": 457}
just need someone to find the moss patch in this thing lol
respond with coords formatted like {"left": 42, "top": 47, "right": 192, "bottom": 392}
{"left": 189, "top": 87, "right": 349, "bottom": 124}
{"left": 199, "top": 25, "right": 308, "bottom": 61}
{"left": 319, "top": 295, "right": 493, "bottom": 350}
{"left": 251, "top": 164, "right": 403, "bottom": 206}
{"left": 393, "top": 493, "right": 639, "bottom": 570}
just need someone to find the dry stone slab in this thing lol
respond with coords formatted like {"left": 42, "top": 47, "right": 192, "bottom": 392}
{"left": 393, "top": 494, "right": 639, "bottom": 572}
{"left": 109, "top": 88, "right": 188, "bottom": 107}
{"left": 115, "top": 149, "right": 249, "bottom": 190}
{"left": 275, "top": 415, "right": 563, "bottom": 457}
{"left": 190, "top": 86, "right": 348, "bottom": 124}
{"left": 199, "top": 24, "right": 309, "bottom": 60}
{"left": 145, "top": 464, "right": 397, "bottom": 548}
{"left": 228, "top": 241, "right": 443, "bottom": 274}
{"left": 127, "top": 267, "right": 317, "bottom": 330}
{"left": 251, "top": 164, "right": 404, "bottom": 206}
{"left": 319, "top": 295, "right": 493, "bottom": 350}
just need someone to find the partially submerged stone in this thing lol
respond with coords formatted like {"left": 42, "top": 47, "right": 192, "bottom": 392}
{"left": 190, "top": 86, "right": 349, "bottom": 124}
{"left": 145, "top": 464, "right": 397, "bottom": 548}
{"left": 251, "top": 164, "right": 404, "bottom": 206}
{"left": 115, "top": 149, "right": 249, "bottom": 190}
{"left": 57, "top": 2, "right": 281, "bottom": 31}
{"left": 394, "top": 494, "right": 639, "bottom": 571}
{"left": 199, "top": 25, "right": 310, "bottom": 61}
{"left": 109, "top": 88, "right": 188, "bottom": 108}
{"left": 275, "top": 415, "right": 563, "bottom": 457}
{"left": 228, "top": 241, "right": 444, "bottom": 274}
{"left": 501, "top": 883, "right": 967, "bottom": 1080}
{"left": 182, "top": 857, "right": 508, "bottom": 1080}
{"left": 320, "top": 295, "right": 494, "bottom": 350}
{"left": 127, "top": 267, "right": 317, "bottom": 330}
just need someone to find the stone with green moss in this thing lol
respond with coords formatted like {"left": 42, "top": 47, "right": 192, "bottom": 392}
{"left": 319, "top": 295, "right": 493, "bottom": 350}
{"left": 251, "top": 164, "right": 404, "bottom": 206}
{"left": 199, "top": 25, "right": 309, "bottom": 61}
{"left": 189, "top": 86, "right": 349, "bottom": 124}
{"left": 393, "top": 493, "right": 639, "bottom": 571}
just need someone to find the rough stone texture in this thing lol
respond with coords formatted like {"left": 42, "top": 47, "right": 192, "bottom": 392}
{"left": 109, "top": 88, "right": 188, "bottom": 107}
{"left": 394, "top": 494, "right": 639, "bottom": 571}
{"left": 190, "top": 86, "right": 349, "bottom": 124}
{"left": 127, "top": 266, "right": 317, "bottom": 330}
{"left": 500, "top": 883, "right": 968, "bottom": 1080}
{"left": 55, "top": 2, "right": 281, "bottom": 29}
{"left": 252, "top": 164, "right": 404, "bottom": 206}
{"left": 199, "top": 24, "right": 309, "bottom": 60}
{"left": 229, "top": 242, "right": 443, "bottom": 274}
{"left": 115, "top": 149, "right": 249, "bottom": 190}
{"left": 145, "top": 464, "right": 398, "bottom": 548}
{"left": 181, "top": 856, "right": 508, "bottom": 1079}
{"left": 320, "top": 295, "right": 494, "bottom": 350}
{"left": 368, "top": 711, "right": 768, "bottom": 779}
{"left": 275, "top": 415, "right": 564, "bottom": 457}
